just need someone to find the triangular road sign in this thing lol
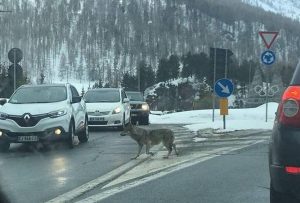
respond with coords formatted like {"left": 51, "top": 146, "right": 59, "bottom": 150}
{"left": 259, "top": 31, "right": 279, "bottom": 49}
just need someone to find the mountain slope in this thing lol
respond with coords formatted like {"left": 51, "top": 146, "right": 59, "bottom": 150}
{"left": 0, "top": 0, "right": 299, "bottom": 87}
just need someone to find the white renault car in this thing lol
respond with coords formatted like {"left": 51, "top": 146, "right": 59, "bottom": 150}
{"left": 0, "top": 84, "right": 89, "bottom": 152}
{"left": 84, "top": 88, "right": 131, "bottom": 130}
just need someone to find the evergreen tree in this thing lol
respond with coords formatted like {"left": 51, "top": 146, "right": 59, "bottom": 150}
{"left": 92, "top": 78, "right": 103, "bottom": 88}
{"left": 81, "top": 87, "right": 85, "bottom": 97}
{"left": 58, "top": 53, "right": 67, "bottom": 81}
{"left": 156, "top": 58, "right": 169, "bottom": 82}
{"left": 122, "top": 72, "right": 138, "bottom": 91}
{"left": 194, "top": 53, "right": 210, "bottom": 80}
{"left": 168, "top": 55, "right": 180, "bottom": 79}
{"left": 235, "top": 60, "right": 257, "bottom": 84}
{"left": 181, "top": 52, "right": 193, "bottom": 78}
{"left": 139, "top": 61, "right": 156, "bottom": 91}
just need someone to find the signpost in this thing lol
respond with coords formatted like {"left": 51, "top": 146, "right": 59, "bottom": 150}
{"left": 214, "top": 78, "right": 234, "bottom": 129}
{"left": 259, "top": 31, "right": 279, "bottom": 122}
{"left": 8, "top": 48, "right": 23, "bottom": 91}
{"left": 210, "top": 47, "right": 233, "bottom": 122}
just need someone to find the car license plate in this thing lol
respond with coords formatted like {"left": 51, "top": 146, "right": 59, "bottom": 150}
{"left": 131, "top": 114, "right": 137, "bottom": 117}
{"left": 90, "top": 117, "right": 104, "bottom": 121}
{"left": 18, "top": 136, "right": 39, "bottom": 142}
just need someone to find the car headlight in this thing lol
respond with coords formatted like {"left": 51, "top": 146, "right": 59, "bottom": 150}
{"left": 0, "top": 112, "right": 8, "bottom": 120}
{"left": 49, "top": 109, "right": 67, "bottom": 118}
{"left": 113, "top": 106, "right": 122, "bottom": 114}
{"left": 141, "top": 104, "right": 149, "bottom": 111}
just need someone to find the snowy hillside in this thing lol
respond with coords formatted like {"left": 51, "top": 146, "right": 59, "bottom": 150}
{"left": 242, "top": 0, "right": 300, "bottom": 21}
{"left": 1, "top": 0, "right": 300, "bottom": 96}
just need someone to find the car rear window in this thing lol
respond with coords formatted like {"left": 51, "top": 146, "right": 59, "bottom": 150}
{"left": 84, "top": 89, "right": 120, "bottom": 103}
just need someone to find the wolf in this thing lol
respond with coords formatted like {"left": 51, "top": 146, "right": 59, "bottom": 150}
{"left": 120, "top": 123, "right": 178, "bottom": 159}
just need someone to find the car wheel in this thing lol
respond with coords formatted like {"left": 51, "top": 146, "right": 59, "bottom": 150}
{"left": 270, "top": 182, "right": 297, "bottom": 203}
{"left": 67, "top": 122, "right": 76, "bottom": 148}
{"left": 78, "top": 118, "right": 89, "bottom": 143}
{"left": 0, "top": 140, "right": 10, "bottom": 152}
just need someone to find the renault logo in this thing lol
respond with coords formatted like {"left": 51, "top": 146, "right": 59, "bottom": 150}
{"left": 23, "top": 114, "right": 31, "bottom": 122}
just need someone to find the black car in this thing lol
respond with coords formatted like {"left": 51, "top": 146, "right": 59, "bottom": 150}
{"left": 126, "top": 91, "right": 149, "bottom": 125}
{"left": 269, "top": 62, "right": 300, "bottom": 202}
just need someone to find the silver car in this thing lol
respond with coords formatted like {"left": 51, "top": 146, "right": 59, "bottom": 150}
{"left": 0, "top": 84, "right": 89, "bottom": 151}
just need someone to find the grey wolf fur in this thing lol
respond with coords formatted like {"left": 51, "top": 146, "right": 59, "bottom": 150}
{"left": 120, "top": 123, "right": 178, "bottom": 159}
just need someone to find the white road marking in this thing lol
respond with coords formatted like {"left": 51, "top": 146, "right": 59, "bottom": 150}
{"left": 77, "top": 140, "right": 266, "bottom": 203}
{"left": 45, "top": 154, "right": 152, "bottom": 203}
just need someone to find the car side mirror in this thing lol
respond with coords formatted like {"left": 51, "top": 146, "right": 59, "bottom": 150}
{"left": 0, "top": 99, "right": 7, "bottom": 105}
{"left": 72, "top": 96, "right": 81, "bottom": 103}
{"left": 123, "top": 98, "right": 130, "bottom": 103}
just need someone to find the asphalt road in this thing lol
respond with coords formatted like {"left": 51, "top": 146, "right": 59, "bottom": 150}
{"left": 0, "top": 128, "right": 138, "bottom": 203}
{"left": 92, "top": 141, "right": 270, "bottom": 203}
{"left": 0, "top": 126, "right": 270, "bottom": 203}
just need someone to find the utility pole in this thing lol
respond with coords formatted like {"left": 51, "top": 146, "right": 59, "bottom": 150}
{"left": 137, "top": 65, "right": 140, "bottom": 92}
{"left": 212, "top": 46, "right": 216, "bottom": 122}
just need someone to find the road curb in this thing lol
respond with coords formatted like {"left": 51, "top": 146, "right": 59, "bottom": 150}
{"left": 45, "top": 147, "right": 160, "bottom": 203}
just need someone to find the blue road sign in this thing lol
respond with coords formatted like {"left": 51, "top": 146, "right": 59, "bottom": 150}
{"left": 261, "top": 50, "right": 275, "bottom": 65}
{"left": 214, "top": 78, "right": 234, "bottom": 98}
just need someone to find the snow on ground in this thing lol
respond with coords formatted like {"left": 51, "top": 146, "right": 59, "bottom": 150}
{"left": 150, "top": 102, "right": 278, "bottom": 133}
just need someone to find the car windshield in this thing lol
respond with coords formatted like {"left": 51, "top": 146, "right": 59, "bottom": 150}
{"left": 126, "top": 92, "right": 144, "bottom": 101}
{"left": 84, "top": 90, "right": 120, "bottom": 103}
{"left": 9, "top": 86, "right": 67, "bottom": 104}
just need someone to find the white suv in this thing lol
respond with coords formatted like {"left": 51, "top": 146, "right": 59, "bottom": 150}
{"left": 0, "top": 84, "right": 89, "bottom": 151}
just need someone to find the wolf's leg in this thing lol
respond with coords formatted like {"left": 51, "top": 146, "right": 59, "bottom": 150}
{"left": 173, "top": 143, "right": 179, "bottom": 155}
{"left": 146, "top": 143, "right": 154, "bottom": 156}
{"left": 131, "top": 144, "right": 143, "bottom": 159}
{"left": 163, "top": 144, "right": 172, "bottom": 159}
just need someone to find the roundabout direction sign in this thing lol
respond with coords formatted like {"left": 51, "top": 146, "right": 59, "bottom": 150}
{"left": 261, "top": 50, "right": 275, "bottom": 66}
{"left": 214, "top": 78, "right": 234, "bottom": 130}
{"left": 259, "top": 31, "right": 279, "bottom": 123}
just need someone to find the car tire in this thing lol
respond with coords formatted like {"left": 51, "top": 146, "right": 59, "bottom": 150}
{"left": 270, "top": 182, "right": 297, "bottom": 203}
{"left": 67, "top": 122, "right": 76, "bottom": 149}
{"left": 0, "top": 141, "right": 10, "bottom": 152}
{"left": 78, "top": 118, "right": 89, "bottom": 143}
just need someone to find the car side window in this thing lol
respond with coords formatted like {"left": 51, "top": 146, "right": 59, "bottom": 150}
{"left": 70, "top": 86, "right": 79, "bottom": 97}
